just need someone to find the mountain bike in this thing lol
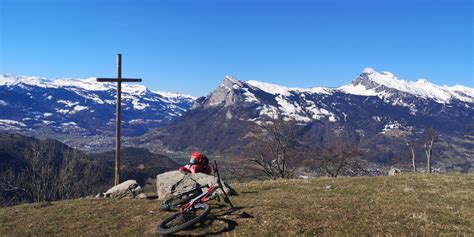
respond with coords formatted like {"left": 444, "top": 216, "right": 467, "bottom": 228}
{"left": 157, "top": 160, "right": 234, "bottom": 235}
{"left": 159, "top": 183, "right": 203, "bottom": 211}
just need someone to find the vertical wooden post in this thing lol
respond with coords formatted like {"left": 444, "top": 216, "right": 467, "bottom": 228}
{"left": 115, "top": 54, "right": 122, "bottom": 185}
{"left": 96, "top": 54, "right": 141, "bottom": 186}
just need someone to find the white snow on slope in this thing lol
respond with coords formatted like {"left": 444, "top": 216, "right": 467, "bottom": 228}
{"left": 247, "top": 80, "right": 333, "bottom": 96}
{"left": 275, "top": 96, "right": 310, "bottom": 122}
{"left": 57, "top": 100, "right": 78, "bottom": 107}
{"left": 242, "top": 87, "right": 259, "bottom": 103}
{"left": 131, "top": 100, "right": 149, "bottom": 110}
{"left": 0, "top": 74, "right": 195, "bottom": 102}
{"left": 152, "top": 91, "right": 197, "bottom": 100}
{"left": 0, "top": 119, "right": 26, "bottom": 127}
{"left": 71, "top": 105, "right": 88, "bottom": 114}
{"left": 247, "top": 80, "right": 292, "bottom": 96}
{"left": 340, "top": 68, "right": 474, "bottom": 103}
{"left": 339, "top": 84, "right": 379, "bottom": 97}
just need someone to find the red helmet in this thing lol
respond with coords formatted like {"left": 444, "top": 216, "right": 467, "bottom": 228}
{"left": 189, "top": 152, "right": 203, "bottom": 164}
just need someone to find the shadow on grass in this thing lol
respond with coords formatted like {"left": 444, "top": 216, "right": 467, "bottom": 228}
{"left": 240, "top": 191, "right": 259, "bottom": 194}
{"left": 163, "top": 206, "right": 253, "bottom": 236}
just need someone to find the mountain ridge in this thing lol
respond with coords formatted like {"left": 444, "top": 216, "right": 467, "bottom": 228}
{"left": 0, "top": 74, "right": 196, "bottom": 150}
{"left": 144, "top": 68, "right": 473, "bottom": 171}
{"left": 1, "top": 69, "right": 473, "bottom": 160}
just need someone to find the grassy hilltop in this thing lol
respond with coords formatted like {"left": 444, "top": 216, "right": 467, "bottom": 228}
{"left": 1, "top": 173, "right": 473, "bottom": 236}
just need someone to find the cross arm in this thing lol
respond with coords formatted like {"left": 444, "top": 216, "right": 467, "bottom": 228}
{"left": 97, "top": 78, "right": 142, "bottom": 82}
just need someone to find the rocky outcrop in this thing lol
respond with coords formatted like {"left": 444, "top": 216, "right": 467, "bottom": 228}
{"left": 388, "top": 168, "right": 402, "bottom": 176}
{"left": 201, "top": 76, "right": 243, "bottom": 108}
{"left": 156, "top": 171, "right": 236, "bottom": 200}
{"left": 97, "top": 180, "right": 146, "bottom": 199}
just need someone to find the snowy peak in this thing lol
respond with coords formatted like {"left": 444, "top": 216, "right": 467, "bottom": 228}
{"left": 204, "top": 76, "right": 334, "bottom": 109}
{"left": 247, "top": 80, "right": 333, "bottom": 96}
{"left": 340, "top": 68, "right": 474, "bottom": 103}
{"left": 0, "top": 74, "right": 194, "bottom": 102}
{"left": 200, "top": 76, "right": 338, "bottom": 123}
{"left": 203, "top": 76, "right": 248, "bottom": 108}
{"left": 223, "top": 75, "right": 242, "bottom": 87}
{"left": 0, "top": 74, "right": 196, "bottom": 146}
{"left": 1, "top": 74, "right": 107, "bottom": 91}
{"left": 199, "top": 70, "right": 473, "bottom": 125}
{"left": 247, "top": 80, "right": 292, "bottom": 96}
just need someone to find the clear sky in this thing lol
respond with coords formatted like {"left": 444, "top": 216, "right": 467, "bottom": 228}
{"left": 0, "top": 0, "right": 472, "bottom": 96}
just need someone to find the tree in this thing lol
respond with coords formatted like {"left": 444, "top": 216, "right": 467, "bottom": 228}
{"left": 220, "top": 156, "right": 262, "bottom": 182}
{"left": 422, "top": 129, "right": 436, "bottom": 173}
{"left": 405, "top": 141, "right": 417, "bottom": 172}
{"left": 251, "top": 116, "right": 300, "bottom": 179}
{"left": 314, "top": 139, "right": 366, "bottom": 177}
{"left": 22, "top": 139, "right": 60, "bottom": 202}
{"left": 1, "top": 138, "right": 109, "bottom": 206}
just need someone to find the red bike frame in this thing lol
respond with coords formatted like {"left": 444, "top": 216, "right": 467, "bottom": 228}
{"left": 178, "top": 161, "right": 233, "bottom": 214}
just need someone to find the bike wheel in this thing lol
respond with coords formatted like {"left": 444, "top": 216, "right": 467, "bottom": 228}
{"left": 157, "top": 203, "right": 211, "bottom": 235}
{"left": 159, "top": 190, "right": 202, "bottom": 211}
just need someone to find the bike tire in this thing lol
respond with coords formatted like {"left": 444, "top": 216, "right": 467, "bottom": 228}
{"left": 157, "top": 203, "right": 211, "bottom": 235}
{"left": 159, "top": 190, "right": 202, "bottom": 211}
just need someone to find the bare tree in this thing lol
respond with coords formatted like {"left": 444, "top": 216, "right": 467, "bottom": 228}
{"left": 422, "top": 129, "right": 436, "bottom": 173}
{"left": 405, "top": 141, "right": 417, "bottom": 172}
{"left": 251, "top": 116, "right": 299, "bottom": 179}
{"left": 314, "top": 139, "right": 366, "bottom": 177}
{"left": 0, "top": 169, "right": 34, "bottom": 206}
{"left": 23, "top": 140, "right": 60, "bottom": 202}
{"left": 220, "top": 156, "right": 262, "bottom": 182}
{"left": 1, "top": 139, "right": 109, "bottom": 206}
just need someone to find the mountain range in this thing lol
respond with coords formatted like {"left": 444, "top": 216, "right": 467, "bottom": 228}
{"left": 138, "top": 68, "right": 474, "bottom": 171}
{"left": 1, "top": 69, "right": 473, "bottom": 171}
{"left": 0, "top": 74, "right": 194, "bottom": 150}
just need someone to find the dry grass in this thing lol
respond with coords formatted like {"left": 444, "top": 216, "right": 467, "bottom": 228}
{"left": 1, "top": 173, "right": 473, "bottom": 236}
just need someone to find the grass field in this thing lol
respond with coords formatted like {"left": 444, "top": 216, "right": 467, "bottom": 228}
{"left": 1, "top": 173, "right": 473, "bottom": 236}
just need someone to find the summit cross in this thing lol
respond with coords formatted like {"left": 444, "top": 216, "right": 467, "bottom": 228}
{"left": 96, "top": 54, "right": 142, "bottom": 185}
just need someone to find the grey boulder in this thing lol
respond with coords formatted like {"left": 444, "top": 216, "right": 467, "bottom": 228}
{"left": 156, "top": 171, "right": 236, "bottom": 200}
{"left": 100, "top": 179, "right": 144, "bottom": 199}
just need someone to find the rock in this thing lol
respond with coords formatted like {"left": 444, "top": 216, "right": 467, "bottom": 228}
{"left": 136, "top": 193, "right": 147, "bottom": 199}
{"left": 156, "top": 171, "right": 236, "bottom": 200}
{"left": 388, "top": 168, "right": 402, "bottom": 176}
{"left": 103, "top": 180, "right": 144, "bottom": 199}
{"left": 325, "top": 185, "right": 333, "bottom": 190}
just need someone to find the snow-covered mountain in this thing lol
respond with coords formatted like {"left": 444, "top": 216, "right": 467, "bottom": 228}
{"left": 147, "top": 68, "right": 473, "bottom": 171}
{"left": 194, "top": 68, "right": 473, "bottom": 125}
{"left": 2, "top": 68, "right": 473, "bottom": 169}
{"left": 340, "top": 67, "right": 474, "bottom": 103}
{"left": 0, "top": 74, "right": 195, "bottom": 149}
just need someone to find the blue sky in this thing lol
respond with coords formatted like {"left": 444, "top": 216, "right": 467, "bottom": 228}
{"left": 0, "top": 0, "right": 472, "bottom": 96}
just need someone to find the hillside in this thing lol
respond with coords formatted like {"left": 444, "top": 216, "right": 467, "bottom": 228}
{"left": 0, "top": 133, "right": 113, "bottom": 206}
{"left": 0, "top": 134, "right": 177, "bottom": 206}
{"left": 89, "top": 147, "right": 180, "bottom": 186}
{"left": 1, "top": 173, "right": 472, "bottom": 235}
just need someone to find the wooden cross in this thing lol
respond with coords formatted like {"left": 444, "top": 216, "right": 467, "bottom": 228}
{"left": 97, "top": 54, "right": 142, "bottom": 185}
